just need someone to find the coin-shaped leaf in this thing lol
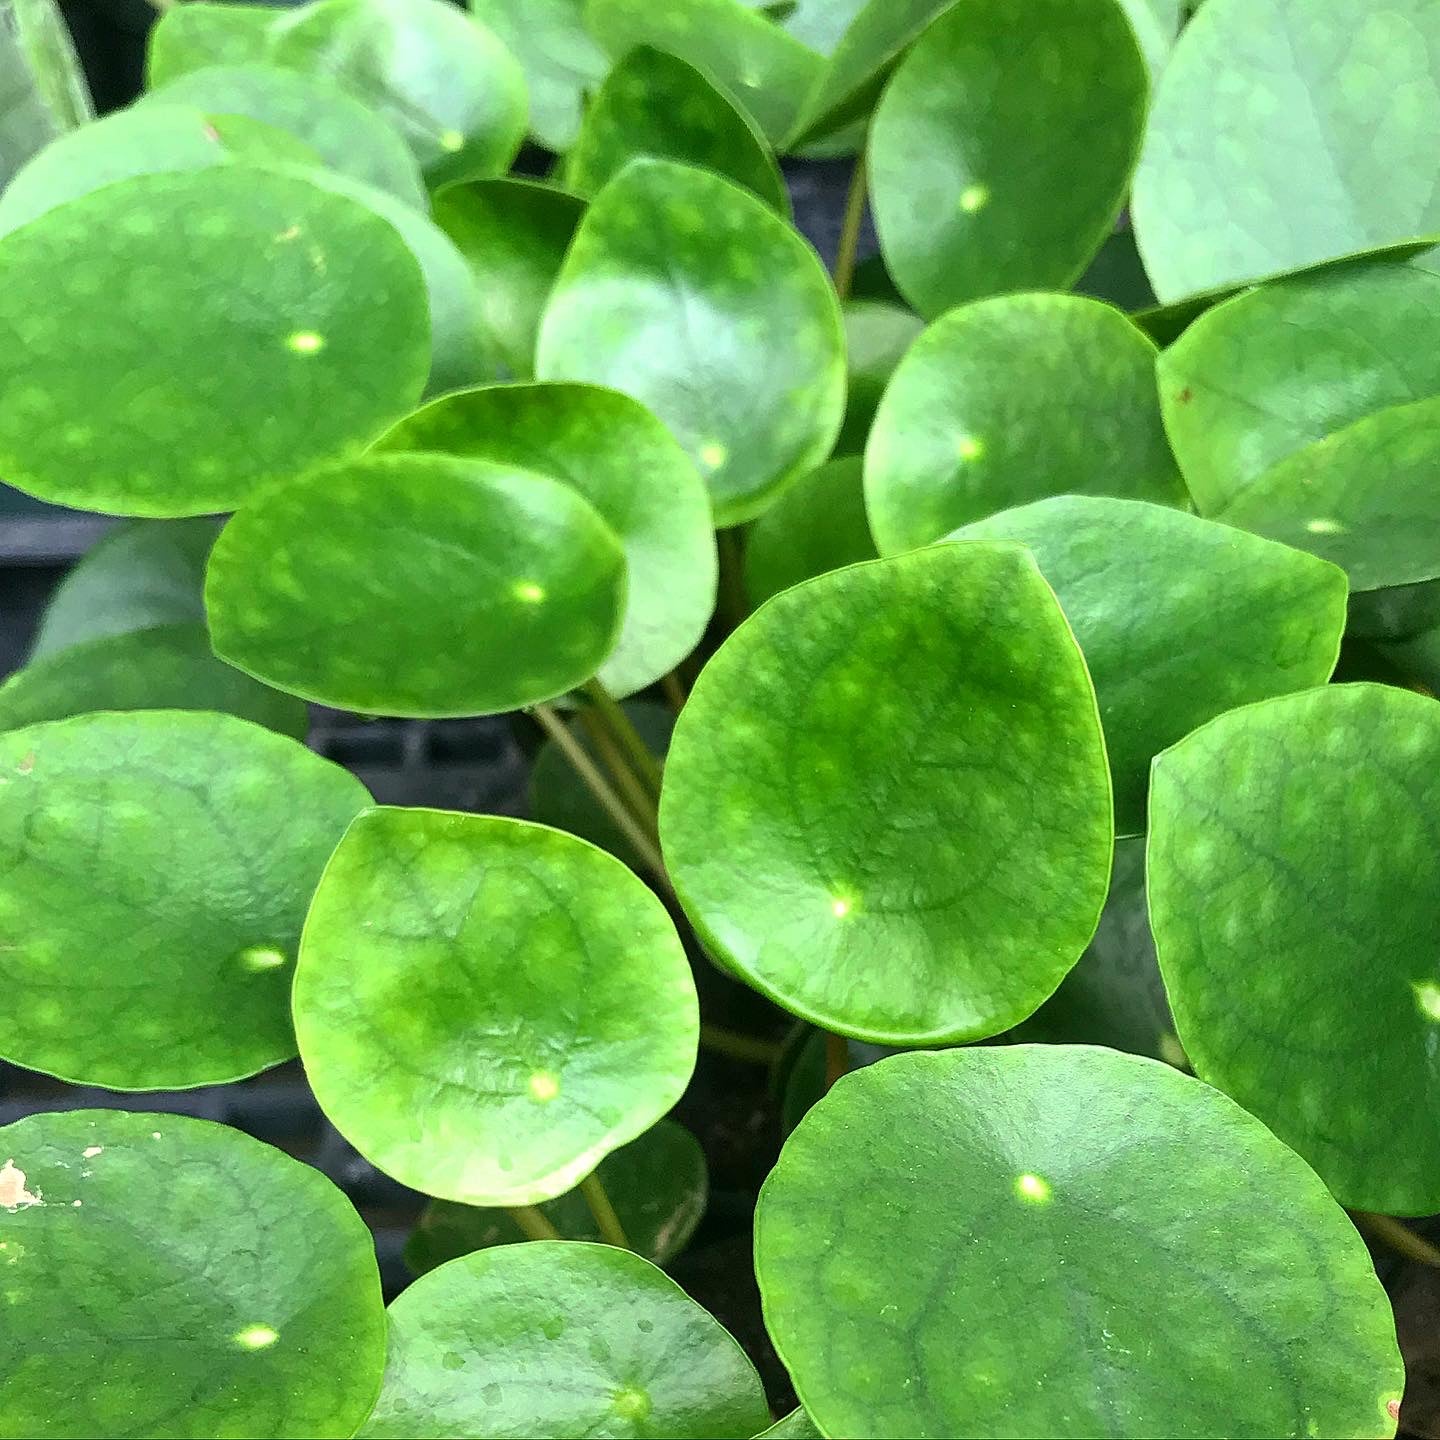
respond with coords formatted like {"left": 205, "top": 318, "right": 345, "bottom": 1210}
{"left": 865, "top": 294, "right": 1185, "bottom": 554}
{"left": 0, "top": 1109, "right": 386, "bottom": 1439}
{"left": 1133, "top": 0, "right": 1440, "bottom": 301}
{"left": 950, "top": 496, "right": 1347, "bottom": 833}
{"left": 405, "top": 1118, "right": 707, "bottom": 1274}
{"left": 377, "top": 383, "right": 715, "bottom": 697}
{"left": 358, "top": 1242, "right": 769, "bottom": 1439}
{"left": 1157, "top": 265, "right": 1440, "bottom": 513}
{"left": 755, "top": 1046, "right": 1403, "bottom": 1440}
{"left": 565, "top": 46, "right": 787, "bottom": 213}
{"left": 660, "top": 543, "right": 1113, "bottom": 1043}
{"left": 0, "top": 711, "right": 367, "bottom": 1089}
{"left": 294, "top": 809, "right": 699, "bottom": 1204}
{"left": 538, "top": 158, "right": 845, "bottom": 526}
{"left": 1149, "top": 682, "right": 1440, "bottom": 1214}
{"left": 0, "top": 623, "right": 309, "bottom": 738}
{"left": 0, "top": 166, "right": 429, "bottom": 517}
{"left": 206, "top": 453, "right": 626, "bottom": 717}
{"left": 431, "top": 178, "right": 585, "bottom": 382}
{"left": 870, "top": 0, "right": 1147, "bottom": 318}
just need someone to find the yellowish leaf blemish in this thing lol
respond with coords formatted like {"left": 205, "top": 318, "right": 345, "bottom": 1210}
{"left": 237, "top": 945, "right": 287, "bottom": 972}
{"left": 0, "top": 1160, "right": 40, "bottom": 1211}
{"left": 528, "top": 1071, "right": 560, "bottom": 1103}
{"left": 698, "top": 442, "right": 727, "bottom": 471}
{"left": 1413, "top": 981, "right": 1440, "bottom": 1022}
{"left": 439, "top": 129, "right": 465, "bottom": 153}
{"left": 1305, "top": 517, "right": 1344, "bottom": 535}
{"left": 959, "top": 184, "right": 989, "bottom": 213}
{"left": 1014, "top": 1172, "right": 1051, "bottom": 1204}
{"left": 956, "top": 434, "right": 984, "bottom": 462}
{"left": 287, "top": 330, "right": 325, "bottom": 356}
{"left": 513, "top": 581, "right": 546, "bottom": 604}
{"left": 234, "top": 1324, "right": 280, "bottom": 1350}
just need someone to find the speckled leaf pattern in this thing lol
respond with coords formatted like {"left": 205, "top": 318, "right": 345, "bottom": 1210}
{"left": 950, "top": 496, "right": 1347, "bottom": 833}
{"left": 870, "top": 0, "right": 1147, "bottom": 319}
{"left": 405, "top": 1118, "right": 706, "bottom": 1273}
{"left": 564, "top": 46, "right": 788, "bottom": 213}
{"left": 431, "top": 178, "right": 584, "bottom": 382}
{"left": 865, "top": 294, "right": 1186, "bottom": 554}
{"left": 1133, "top": 0, "right": 1440, "bottom": 301}
{"left": 0, "top": 166, "right": 430, "bottom": 517}
{"left": 0, "top": 711, "right": 367, "bottom": 1089}
{"left": 376, "top": 383, "right": 716, "bottom": 697}
{"left": 755, "top": 1046, "right": 1404, "bottom": 1440}
{"left": 1158, "top": 265, "right": 1440, "bottom": 513}
{"left": 359, "top": 1243, "right": 769, "bottom": 1439}
{"left": 0, "top": 1109, "right": 387, "bottom": 1439}
{"left": 1149, "top": 682, "right": 1440, "bottom": 1214}
{"left": 538, "top": 158, "right": 845, "bottom": 527}
{"left": 660, "top": 543, "right": 1113, "bottom": 1043}
{"left": 294, "top": 809, "right": 698, "bottom": 1205}
{"left": 206, "top": 453, "right": 627, "bottom": 717}
{"left": 146, "top": 1, "right": 280, "bottom": 85}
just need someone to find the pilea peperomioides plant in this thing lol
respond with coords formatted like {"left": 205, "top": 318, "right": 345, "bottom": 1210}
{"left": 2, "top": 0, "right": 1438, "bottom": 1435}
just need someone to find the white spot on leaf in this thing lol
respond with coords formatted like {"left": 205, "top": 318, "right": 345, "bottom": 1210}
{"left": 234, "top": 1324, "right": 280, "bottom": 1350}
{"left": 1014, "top": 1172, "right": 1051, "bottom": 1204}
{"left": 0, "top": 1160, "right": 41, "bottom": 1210}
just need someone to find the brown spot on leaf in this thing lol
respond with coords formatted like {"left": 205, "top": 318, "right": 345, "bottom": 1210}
{"left": 1176, "top": 387, "right": 1193, "bottom": 405}
{"left": 0, "top": 1159, "right": 41, "bottom": 1210}
{"left": 1386, "top": 1397, "right": 1401, "bottom": 1421}
{"left": 16, "top": 754, "right": 34, "bottom": 775}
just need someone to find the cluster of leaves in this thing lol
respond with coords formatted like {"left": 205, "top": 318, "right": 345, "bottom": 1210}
{"left": 0, "top": 0, "right": 1437, "bottom": 1435}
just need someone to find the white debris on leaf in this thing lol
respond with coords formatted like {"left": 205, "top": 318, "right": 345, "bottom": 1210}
{"left": 0, "top": 1159, "right": 41, "bottom": 1210}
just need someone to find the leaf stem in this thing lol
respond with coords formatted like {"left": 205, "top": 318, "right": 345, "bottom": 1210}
{"left": 581, "top": 678, "right": 665, "bottom": 799}
{"left": 579, "top": 1171, "right": 631, "bottom": 1250}
{"left": 574, "top": 706, "right": 662, "bottom": 838}
{"left": 824, "top": 1032, "right": 849, "bottom": 1091}
{"left": 1354, "top": 1210, "right": 1440, "bottom": 1267}
{"left": 832, "top": 158, "right": 867, "bottom": 303}
{"left": 700, "top": 1023, "right": 782, "bottom": 1066}
{"left": 660, "top": 669, "right": 688, "bottom": 714}
{"left": 507, "top": 1204, "right": 563, "bottom": 1242}
{"left": 715, "top": 527, "right": 749, "bottom": 633}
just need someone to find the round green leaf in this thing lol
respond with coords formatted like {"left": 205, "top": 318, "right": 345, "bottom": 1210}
{"left": 1149, "top": 682, "right": 1440, "bottom": 1214}
{"left": 431, "top": 178, "right": 585, "bottom": 383}
{"left": 0, "top": 623, "right": 309, "bottom": 738}
{"left": 949, "top": 495, "right": 1347, "bottom": 833}
{"left": 268, "top": 0, "right": 527, "bottom": 186}
{"left": 865, "top": 294, "right": 1186, "bottom": 554}
{"left": 870, "top": 0, "right": 1147, "bottom": 319}
{"left": 565, "top": 46, "right": 787, "bottom": 213}
{"left": 1133, "top": 0, "right": 1440, "bottom": 301}
{"left": 376, "top": 383, "right": 715, "bottom": 697}
{"left": 405, "top": 1118, "right": 707, "bottom": 1273}
{"left": 0, "top": 710, "right": 367, "bottom": 1089}
{"left": 660, "top": 543, "right": 1113, "bottom": 1043}
{"left": 742, "top": 457, "right": 876, "bottom": 609}
{"left": 1157, "top": 265, "right": 1440, "bottom": 513}
{"left": 28, "top": 517, "right": 217, "bottom": 660}
{"left": 0, "top": 166, "right": 429, "bottom": 517}
{"left": 755, "top": 1410, "right": 821, "bottom": 1439}
{"left": 359, "top": 1242, "right": 769, "bottom": 1439}
{"left": 147, "top": 62, "right": 425, "bottom": 207}
{"left": 766, "top": 0, "right": 868, "bottom": 57}
{"left": 538, "top": 158, "right": 845, "bottom": 526}
{"left": 1117, "top": 0, "right": 1182, "bottom": 79}
{"left": 147, "top": 1, "right": 282, "bottom": 85}
{"left": 835, "top": 299, "right": 923, "bottom": 456}
{"left": 206, "top": 453, "right": 627, "bottom": 717}
{"left": 0, "top": 102, "right": 319, "bottom": 236}
{"left": 585, "top": 0, "right": 823, "bottom": 145}
{"left": 0, "top": 1108, "right": 386, "bottom": 1439}
{"left": 294, "top": 809, "right": 699, "bottom": 1204}
{"left": 755, "top": 1045, "right": 1404, "bottom": 1440}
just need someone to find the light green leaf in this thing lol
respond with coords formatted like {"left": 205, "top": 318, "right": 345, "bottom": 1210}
{"left": 467, "top": 0, "right": 610, "bottom": 153}
{"left": 0, "top": 167, "right": 430, "bottom": 517}
{"left": 147, "top": 1, "right": 283, "bottom": 86}
{"left": 207, "top": 453, "right": 627, "bottom": 717}
{"left": 405, "top": 1118, "right": 707, "bottom": 1273}
{"left": 755, "top": 1046, "right": 1403, "bottom": 1439}
{"left": 865, "top": 294, "right": 1186, "bottom": 555}
{"left": 0, "top": 623, "right": 309, "bottom": 738}
{"left": 268, "top": 0, "right": 526, "bottom": 185}
{"left": 1149, "top": 682, "right": 1440, "bottom": 1214}
{"left": 870, "top": 0, "right": 1147, "bottom": 319}
{"left": 565, "top": 46, "right": 788, "bottom": 213}
{"left": 538, "top": 158, "right": 845, "bottom": 526}
{"left": 765, "top": 0, "right": 867, "bottom": 57}
{"left": 0, "top": 710, "right": 368, "bottom": 1089}
{"left": 949, "top": 496, "right": 1346, "bottom": 833}
{"left": 1117, "top": 0, "right": 1182, "bottom": 79}
{"left": 376, "top": 383, "right": 715, "bottom": 697}
{"left": 660, "top": 543, "right": 1113, "bottom": 1043}
{"left": 0, "top": 0, "right": 91, "bottom": 186}
{"left": 835, "top": 299, "right": 923, "bottom": 456}
{"left": 1132, "top": 0, "right": 1440, "bottom": 301}
{"left": 0, "top": 1109, "right": 386, "bottom": 1439}
{"left": 743, "top": 457, "right": 876, "bottom": 609}
{"left": 585, "top": 0, "right": 824, "bottom": 144}
{"left": 431, "top": 178, "right": 585, "bottom": 382}
{"left": 359, "top": 1242, "right": 769, "bottom": 1439}
{"left": 294, "top": 809, "right": 699, "bottom": 1204}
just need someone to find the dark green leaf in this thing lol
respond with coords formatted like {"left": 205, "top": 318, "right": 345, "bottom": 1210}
{"left": 538, "top": 158, "right": 845, "bottom": 526}
{"left": 755, "top": 1410, "right": 821, "bottom": 1439}
{"left": 358, "top": 1242, "right": 769, "bottom": 1439}
{"left": 660, "top": 543, "right": 1113, "bottom": 1043}
{"left": 0, "top": 710, "right": 367, "bottom": 1088}
{"left": 294, "top": 809, "right": 698, "bottom": 1204}
{"left": 756, "top": 1045, "right": 1403, "bottom": 1439}
{"left": 0, "top": 0, "right": 91, "bottom": 186}
{"left": 834, "top": 299, "right": 923, "bottom": 456}
{"left": 0, "top": 1108, "right": 386, "bottom": 1439}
